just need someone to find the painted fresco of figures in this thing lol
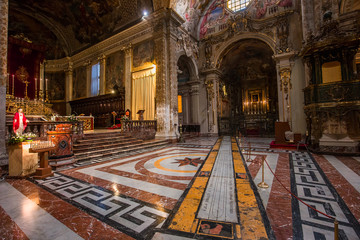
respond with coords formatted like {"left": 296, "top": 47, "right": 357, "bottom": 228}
{"left": 47, "top": 72, "right": 65, "bottom": 100}
{"left": 133, "top": 40, "right": 154, "bottom": 68}
{"left": 106, "top": 51, "right": 125, "bottom": 94}
{"left": 199, "top": 0, "right": 229, "bottom": 39}
{"left": 72, "top": 66, "right": 87, "bottom": 99}
{"left": 254, "top": 0, "right": 293, "bottom": 19}
{"left": 13, "top": 108, "right": 29, "bottom": 136}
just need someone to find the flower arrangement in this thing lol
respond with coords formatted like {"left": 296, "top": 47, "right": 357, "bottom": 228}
{"left": 121, "top": 115, "right": 129, "bottom": 121}
{"left": 67, "top": 114, "right": 77, "bottom": 122}
{"left": 23, "top": 132, "right": 37, "bottom": 139}
{"left": 8, "top": 133, "right": 37, "bottom": 145}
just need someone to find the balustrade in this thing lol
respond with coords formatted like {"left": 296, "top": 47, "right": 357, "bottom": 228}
{"left": 121, "top": 120, "right": 157, "bottom": 140}
{"left": 5, "top": 120, "right": 84, "bottom": 142}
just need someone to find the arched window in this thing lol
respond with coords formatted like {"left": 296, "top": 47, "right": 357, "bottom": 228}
{"left": 227, "top": 0, "right": 251, "bottom": 12}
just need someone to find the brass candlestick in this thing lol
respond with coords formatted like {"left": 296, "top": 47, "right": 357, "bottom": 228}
{"left": 24, "top": 80, "right": 30, "bottom": 100}
{"left": 45, "top": 90, "right": 49, "bottom": 102}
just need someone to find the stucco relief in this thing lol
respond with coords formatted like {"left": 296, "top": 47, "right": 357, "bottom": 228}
{"left": 0, "top": 0, "right": 8, "bottom": 86}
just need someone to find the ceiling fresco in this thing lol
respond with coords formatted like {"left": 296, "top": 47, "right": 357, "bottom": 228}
{"left": 9, "top": 10, "right": 66, "bottom": 59}
{"left": 9, "top": 0, "right": 153, "bottom": 59}
{"left": 171, "top": 0, "right": 293, "bottom": 39}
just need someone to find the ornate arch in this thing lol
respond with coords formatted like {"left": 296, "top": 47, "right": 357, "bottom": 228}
{"left": 176, "top": 54, "right": 199, "bottom": 80}
{"left": 213, "top": 32, "right": 276, "bottom": 68}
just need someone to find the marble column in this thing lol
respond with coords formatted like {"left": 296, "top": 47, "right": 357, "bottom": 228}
{"left": 182, "top": 91, "right": 190, "bottom": 124}
{"left": 154, "top": 24, "right": 170, "bottom": 136}
{"left": 124, "top": 46, "right": 132, "bottom": 111}
{"left": 65, "top": 62, "right": 73, "bottom": 115}
{"left": 168, "top": 21, "right": 179, "bottom": 137}
{"left": 190, "top": 83, "right": 200, "bottom": 124}
{"left": 99, "top": 55, "right": 106, "bottom": 95}
{"left": 85, "top": 61, "right": 91, "bottom": 97}
{"left": 203, "top": 69, "right": 220, "bottom": 135}
{"left": 301, "top": 0, "right": 315, "bottom": 41}
{"left": 274, "top": 52, "right": 306, "bottom": 133}
{"left": 153, "top": 9, "right": 182, "bottom": 137}
{"left": 313, "top": 1, "right": 322, "bottom": 35}
{"left": 0, "top": 0, "right": 9, "bottom": 166}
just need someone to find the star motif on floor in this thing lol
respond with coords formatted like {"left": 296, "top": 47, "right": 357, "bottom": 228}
{"left": 173, "top": 157, "right": 204, "bottom": 167}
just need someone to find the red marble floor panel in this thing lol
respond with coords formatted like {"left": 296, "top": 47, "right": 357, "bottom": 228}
{"left": 7, "top": 179, "right": 134, "bottom": 240}
{"left": 313, "top": 155, "right": 360, "bottom": 222}
{"left": 134, "top": 158, "right": 194, "bottom": 181}
{"left": 337, "top": 156, "right": 360, "bottom": 176}
{"left": 265, "top": 152, "right": 293, "bottom": 240}
{"left": 247, "top": 155, "right": 264, "bottom": 178}
{"left": 0, "top": 205, "right": 29, "bottom": 240}
{"left": 61, "top": 149, "right": 209, "bottom": 210}
{"left": 61, "top": 171, "right": 178, "bottom": 210}
{"left": 96, "top": 167, "right": 187, "bottom": 190}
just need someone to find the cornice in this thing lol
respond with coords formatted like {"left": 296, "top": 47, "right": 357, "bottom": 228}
{"left": 46, "top": 18, "right": 154, "bottom": 71}
{"left": 46, "top": 8, "right": 187, "bottom": 72}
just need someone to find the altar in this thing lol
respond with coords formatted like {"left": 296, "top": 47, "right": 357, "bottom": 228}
{"left": 55, "top": 116, "right": 94, "bottom": 130}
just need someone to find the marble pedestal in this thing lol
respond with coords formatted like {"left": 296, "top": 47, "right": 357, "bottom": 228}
{"left": 8, "top": 142, "right": 38, "bottom": 177}
{"left": 319, "top": 135, "right": 359, "bottom": 153}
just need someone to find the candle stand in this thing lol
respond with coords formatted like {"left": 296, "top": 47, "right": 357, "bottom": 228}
{"left": 30, "top": 143, "right": 56, "bottom": 179}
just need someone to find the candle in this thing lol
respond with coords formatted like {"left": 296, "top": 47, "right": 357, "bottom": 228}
{"left": 7, "top": 74, "right": 9, "bottom": 93}
{"left": 12, "top": 75, "right": 14, "bottom": 95}
{"left": 46, "top": 78, "right": 48, "bottom": 91}
{"left": 35, "top": 78, "right": 37, "bottom": 97}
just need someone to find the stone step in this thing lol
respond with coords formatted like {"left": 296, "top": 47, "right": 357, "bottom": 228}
{"left": 74, "top": 140, "right": 170, "bottom": 163}
{"left": 73, "top": 139, "right": 143, "bottom": 153}
{"left": 74, "top": 136, "right": 140, "bottom": 147}
{"left": 82, "top": 131, "right": 125, "bottom": 139}
{"left": 49, "top": 156, "right": 76, "bottom": 171}
{"left": 74, "top": 139, "right": 168, "bottom": 158}
{"left": 76, "top": 135, "right": 130, "bottom": 144}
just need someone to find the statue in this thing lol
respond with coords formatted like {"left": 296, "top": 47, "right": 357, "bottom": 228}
{"left": 13, "top": 108, "right": 29, "bottom": 136}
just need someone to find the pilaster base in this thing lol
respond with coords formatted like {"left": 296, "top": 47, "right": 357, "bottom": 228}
{"left": 0, "top": 153, "right": 8, "bottom": 166}
{"left": 319, "top": 135, "right": 359, "bottom": 153}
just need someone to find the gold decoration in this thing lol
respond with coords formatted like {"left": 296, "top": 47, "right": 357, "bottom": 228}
{"left": 279, "top": 68, "right": 291, "bottom": 93}
{"left": 6, "top": 97, "right": 55, "bottom": 116}
{"left": 15, "top": 66, "right": 30, "bottom": 100}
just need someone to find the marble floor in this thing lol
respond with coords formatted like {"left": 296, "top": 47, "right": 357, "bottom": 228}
{"left": 0, "top": 136, "right": 359, "bottom": 240}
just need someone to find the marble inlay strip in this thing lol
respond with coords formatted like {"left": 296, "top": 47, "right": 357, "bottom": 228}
{"left": 0, "top": 182, "right": 83, "bottom": 240}
{"left": 197, "top": 136, "right": 238, "bottom": 223}
{"left": 250, "top": 152, "right": 279, "bottom": 209}
{"left": 323, "top": 155, "right": 360, "bottom": 193}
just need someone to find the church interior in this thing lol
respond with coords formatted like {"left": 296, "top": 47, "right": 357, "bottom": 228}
{"left": 0, "top": 0, "right": 360, "bottom": 239}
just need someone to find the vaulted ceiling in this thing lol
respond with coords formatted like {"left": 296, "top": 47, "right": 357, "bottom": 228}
{"left": 9, "top": 0, "right": 153, "bottom": 59}
{"left": 220, "top": 39, "right": 276, "bottom": 88}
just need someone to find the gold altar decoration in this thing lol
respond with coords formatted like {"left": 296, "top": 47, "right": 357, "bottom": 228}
{"left": 6, "top": 95, "right": 55, "bottom": 116}
{"left": 55, "top": 116, "right": 94, "bottom": 130}
{"left": 15, "top": 66, "right": 30, "bottom": 100}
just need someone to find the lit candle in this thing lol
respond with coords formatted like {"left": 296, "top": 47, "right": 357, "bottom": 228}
{"left": 7, "top": 74, "right": 9, "bottom": 93}
{"left": 35, "top": 78, "right": 37, "bottom": 97}
{"left": 12, "top": 75, "right": 14, "bottom": 95}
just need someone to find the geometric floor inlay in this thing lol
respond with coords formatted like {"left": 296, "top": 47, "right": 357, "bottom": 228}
{"left": 35, "top": 173, "right": 170, "bottom": 240}
{"left": 290, "top": 152, "right": 360, "bottom": 240}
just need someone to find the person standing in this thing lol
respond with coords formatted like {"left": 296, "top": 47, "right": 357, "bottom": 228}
{"left": 13, "top": 108, "right": 28, "bottom": 136}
